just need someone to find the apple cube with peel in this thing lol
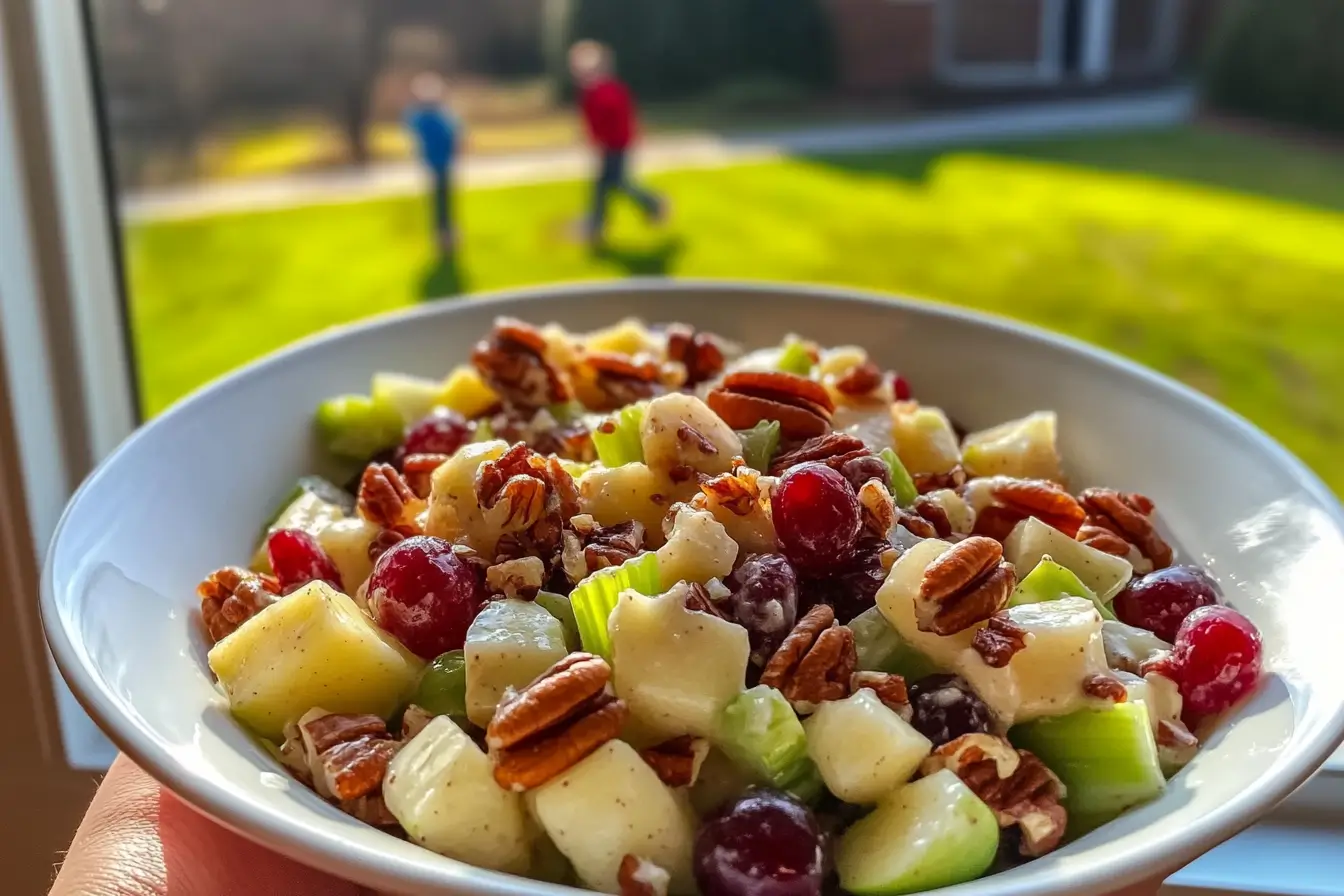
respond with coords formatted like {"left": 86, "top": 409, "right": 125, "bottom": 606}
{"left": 315, "top": 517, "right": 383, "bottom": 595}
{"left": 383, "top": 716, "right": 533, "bottom": 873}
{"left": 804, "top": 690, "right": 933, "bottom": 803}
{"left": 528, "top": 740, "right": 696, "bottom": 894}
{"left": 464, "top": 599, "right": 569, "bottom": 727}
{"left": 876, "top": 539, "right": 981, "bottom": 674}
{"left": 207, "top": 581, "right": 423, "bottom": 741}
{"left": 890, "top": 403, "right": 961, "bottom": 476}
{"left": 960, "top": 411, "right": 1064, "bottom": 482}
{"left": 1004, "top": 517, "right": 1134, "bottom": 602}
{"left": 610, "top": 583, "right": 750, "bottom": 739}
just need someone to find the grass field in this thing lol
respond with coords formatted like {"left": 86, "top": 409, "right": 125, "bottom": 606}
{"left": 125, "top": 125, "right": 1344, "bottom": 491}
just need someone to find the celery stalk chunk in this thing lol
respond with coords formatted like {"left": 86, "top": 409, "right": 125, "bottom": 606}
{"left": 569, "top": 551, "right": 661, "bottom": 660}
{"left": 314, "top": 394, "right": 405, "bottom": 460}
{"left": 716, "top": 685, "right": 822, "bottom": 803}
{"left": 737, "top": 420, "right": 782, "bottom": 473}
{"left": 1010, "top": 555, "right": 1117, "bottom": 621}
{"left": 1010, "top": 702, "right": 1165, "bottom": 836}
{"left": 880, "top": 448, "right": 919, "bottom": 507}
{"left": 592, "top": 402, "right": 648, "bottom": 467}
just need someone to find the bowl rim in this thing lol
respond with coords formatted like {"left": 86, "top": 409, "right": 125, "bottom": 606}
{"left": 41, "top": 278, "right": 1344, "bottom": 895}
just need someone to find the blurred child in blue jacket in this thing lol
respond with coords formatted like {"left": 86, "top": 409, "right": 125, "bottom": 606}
{"left": 405, "top": 73, "right": 460, "bottom": 252}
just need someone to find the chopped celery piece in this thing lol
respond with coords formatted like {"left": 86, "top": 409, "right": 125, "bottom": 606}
{"left": 716, "top": 685, "right": 821, "bottom": 803}
{"left": 880, "top": 448, "right": 918, "bottom": 507}
{"left": 776, "top": 339, "right": 813, "bottom": 376}
{"left": 569, "top": 551, "right": 661, "bottom": 660}
{"left": 472, "top": 418, "right": 496, "bottom": 442}
{"left": 315, "top": 394, "right": 405, "bottom": 460}
{"left": 848, "top": 606, "right": 942, "bottom": 680}
{"left": 548, "top": 400, "right": 588, "bottom": 425}
{"left": 556, "top": 458, "right": 593, "bottom": 480}
{"left": 535, "top": 591, "right": 581, "bottom": 651}
{"left": 410, "top": 650, "right": 468, "bottom": 719}
{"left": 592, "top": 402, "right": 647, "bottom": 468}
{"left": 1011, "top": 702, "right": 1165, "bottom": 836}
{"left": 737, "top": 420, "right": 782, "bottom": 472}
{"left": 1011, "top": 555, "right": 1117, "bottom": 621}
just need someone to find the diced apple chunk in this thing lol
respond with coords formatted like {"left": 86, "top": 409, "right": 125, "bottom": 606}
{"left": 384, "top": 716, "right": 532, "bottom": 873}
{"left": 316, "top": 517, "right": 382, "bottom": 595}
{"left": 657, "top": 504, "right": 738, "bottom": 586}
{"left": 1004, "top": 517, "right": 1134, "bottom": 602}
{"left": 610, "top": 583, "right": 750, "bottom": 739}
{"left": 805, "top": 690, "right": 932, "bottom": 803}
{"left": 961, "top": 411, "right": 1064, "bottom": 482}
{"left": 425, "top": 440, "right": 509, "bottom": 551}
{"left": 580, "top": 462, "right": 690, "bottom": 547}
{"left": 876, "top": 539, "right": 979, "bottom": 674}
{"left": 207, "top": 581, "right": 422, "bottom": 741}
{"left": 642, "top": 393, "right": 741, "bottom": 479}
{"left": 890, "top": 403, "right": 961, "bottom": 476}
{"left": 464, "top": 599, "right": 569, "bottom": 727}
{"left": 437, "top": 365, "right": 499, "bottom": 419}
{"left": 529, "top": 740, "right": 696, "bottom": 894}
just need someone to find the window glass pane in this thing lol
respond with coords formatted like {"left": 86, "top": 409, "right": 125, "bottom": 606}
{"left": 949, "top": 0, "right": 1044, "bottom": 65}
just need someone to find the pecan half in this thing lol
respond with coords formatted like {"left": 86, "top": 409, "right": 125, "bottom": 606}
{"left": 1082, "top": 673, "right": 1128, "bottom": 703}
{"left": 293, "top": 711, "right": 400, "bottom": 802}
{"left": 979, "top": 478, "right": 1085, "bottom": 538}
{"left": 198, "top": 566, "right": 281, "bottom": 643}
{"left": 913, "top": 465, "right": 967, "bottom": 495}
{"left": 851, "top": 671, "right": 913, "bottom": 721}
{"left": 768, "top": 432, "right": 867, "bottom": 476}
{"left": 835, "top": 360, "right": 883, "bottom": 396}
{"left": 618, "top": 855, "right": 671, "bottom": 896}
{"left": 585, "top": 351, "right": 666, "bottom": 410}
{"left": 921, "top": 733, "right": 1068, "bottom": 858}
{"left": 665, "top": 324, "right": 727, "bottom": 387}
{"left": 402, "top": 453, "right": 451, "bottom": 499}
{"left": 760, "top": 605, "right": 857, "bottom": 710}
{"left": 639, "top": 735, "right": 710, "bottom": 787}
{"left": 858, "top": 479, "right": 895, "bottom": 537}
{"left": 917, "top": 537, "right": 1016, "bottom": 635}
{"left": 971, "top": 614, "right": 1029, "bottom": 668}
{"left": 1078, "top": 488, "right": 1172, "bottom": 569}
{"left": 707, "top": 371, "right": 834, "bottom": 440}
{"left": 472, "top": 317, "right": 571, "bottom": 410}
{"left": 358, "top": 463, "right": 426, "bottom": 532}
{"left": 487, "top": 653, "right": 627, "bottom": 790}
{"left": 970, "top": 504, "right": 1028, "bottom": 542}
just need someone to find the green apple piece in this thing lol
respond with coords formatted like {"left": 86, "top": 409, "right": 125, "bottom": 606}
{"left": 890, "top": 402, "right": 961, "bottom": 476}
{"left": 384, "top": 716, "right": 532, "bottom": 873}
{"left": 314, "top": 394, "right": 405, "bottom": 461}
{"left": 592, "top": 401, "right": 648, "bottom": 467}
{"left": 657, "top": 504, "right": 739, "bottom": 586}
{"left": 1118, "top": 670, "right": 1195, "bottom": 777}
{"left": 1010, "top": 701, "right": 1165, "bottom": 836}
{"left": 1004, "top": 516, "right": 1135, "bottom": 602}
{"left": 570, "top": 551, "right": 662, "bottom": 660}
{"left": 805, "top": 690, "right": 932, "bottom": 804}
{"left": 958, "top": 597, "right": 1109, "bottom": 726}
{"left": 529, "top": 740, "right": 696, "bottom": 894}
{"left": 849, "top": 606, "right": 940, "bottom": 680}
{"left": 535, "top": 591, "right": 581, "bottom": 651}
{"left": 207, "top": 581, "right": 422, "bottom": 741}
{"left": 836, "top": 770, "right": 998, "bottom": 895}
{"left": 877, "top": 539, "right": 979, "bottom": 674}
{"left": 315, "top": 517, "right": 382, "bottom": 595}
{"left": 611, "top": 583, "right": 750, "bottom": 739}
{"left": 464, "top": 599, "right": 569, "bottom": 727}
{"left": 1010, "top": 555, "right": 1117, "bottom": 621}
{"left": 961, "top": 411, "right": 1064, "bottom": 482}
{"left": 716, "top": 685, "right": 820, "bottom": 801}
{"left": 642, "top": 393, "right": 741, "bottom": 478}
{"left": 410, "top": 650, "right": 468, "bottom": 719}
{"left": 737, "top": 420, "right": 781, "bottom": 473}
{"left": 370, "top": 371, "right": 443, "bottom": 426}
{"left": 879, "top": 448, "right": 918, "bottom": 507}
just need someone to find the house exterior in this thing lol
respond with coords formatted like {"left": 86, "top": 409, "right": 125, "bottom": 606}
{"left": 826, "top": 0, "right": 1221, "bottom": 93}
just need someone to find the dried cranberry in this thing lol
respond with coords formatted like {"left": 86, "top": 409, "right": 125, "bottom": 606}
{"left": 1113, "top": 565, "right": 1222, "bottom": 643}
{"left": 801, "top": 536, "right": 887, "bottom": 624}
{"left": 725, "top": 554, "right": 799, "bottom": 667}
{"left": 367, "top": 535, "right": 481, "bottom": 659}
{"left": 266, "top": 529, "right": 343, "bottom": 594}
{"left": 838, "top": 455, "right": 889, "bottom": 493}
{"left": 892, "top": 373, "right": 912, "bottom": 402}
{"left": 394, "top": 408, "right": 472, "bottom": 466}
{"left": 1165, "top": 605, "right": 1262, "bottom": 724}
{"left": 694, "top": 788, "right": 825, "bottom": 896}
{"left": 907, "top": 673, "right": 993, "bottom": 746}
{"left": 771, "top": 463, "right": 861, "bottom": 573}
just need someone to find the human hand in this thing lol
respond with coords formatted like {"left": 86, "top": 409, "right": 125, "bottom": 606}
{"left": 51, "top": 754, "right": 371, "bottom": 895}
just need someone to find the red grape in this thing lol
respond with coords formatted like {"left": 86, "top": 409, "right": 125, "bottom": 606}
{"left": 367, "top": 535, "right": 481, "bottom": 659}
{"left": 771, "top": 463, "right": 861, "bottom": 573}
{"left": 725, "top": 554, "right": 799, "bottom": 667}
{"left": 395, "top": 408, "right": 472, "bottom": 465}
{"left": 1114, "top": 565, "right": 1222, "bottom": 642}
{"left": 907, "top": 674, "right": 993, "bottom": 746}
{"left": 892, "top": 374, "right": 912, "bottom": 402}
{"left": 1164, "top": 605, "right": 1262, "bottom": 724}
{"left": 837, "top": 455, "right": 889, "bottom": 493}
{"left": 267, "top": 528, "right": 343, "bottom": 594}
{"left": 801, "top": 536, "right": 888, "bottom": 623}
{"left": 694, "top": 788, "right": 825, "bottom": 896}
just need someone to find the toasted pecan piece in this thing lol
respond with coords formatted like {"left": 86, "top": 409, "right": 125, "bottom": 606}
{"left": 971, "top": 614, "right": 1029, "bottom": 668}
{"left": 722, "top": 370, "right": 835, "bottom": 414}
{"left": 917, "top": 537, "right": 1016, "bottom": 635}
{"left": 768, "top": 432, "right": 867, "bottom": 475}
{"left": 618, "top": 855, "right": 671, "bottom": 896}
{"left": 851, "top": 671, "right": 912, "bottom": 721}
{"left": 979, "top": 478, "right": 1085, "bottom": 538}
{"left": 834, "top": 360, "right": 883, "bottom": 396}
{"left": 913, "top": 465, "right": 968, "bottom": 495}
{"left": 639, "top": 735, "right": 710, "bottom": 787}
{"left": 198, "top": 566, "right": 281, "bottom": 643}
{"left": 706, "top": 389, "right": 829, "bottom": 441}
{"left": 472, "top": 317, "right": 571, "bottom": 410}
{"left": 358, "top": 462, "right": 426, "bottom": 532}
{"left": 1078, "top": 488, "right": 1172, "bottom": 568}
{"left": 760, "top": 605, "right": 857, "bottom": 710}
{"left": 665, "top": 324, "right": 727, "bottom": 387}
{"left": 1082, "top": 673, "right": 1128, "bottom": 703}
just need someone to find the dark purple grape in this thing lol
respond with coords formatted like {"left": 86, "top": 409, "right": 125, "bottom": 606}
{"left": 907, "top": 674, "right": 992, "bottom": 746}
{"left": 800, "top": 537, "right": 887, "bottom": 624}
{"left": 726, "top": 554, "right": 799, "bottom": 666}
{"left": 694, "top": 788, "right": 825, "bottom": 896}
{"left": 771, "top": 464, "right": 861, "bottom": 574}
{"left": 1113, "top": 565, "right": 1222, "bottom": 643}
{"left": 838, "top": 455, "right": 889, "bottom": 493}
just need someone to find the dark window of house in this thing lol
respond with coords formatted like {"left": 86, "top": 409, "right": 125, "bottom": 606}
{"left": 1112, "top": 0, "right": 1163, "bottom": 70}
{"left": 950, "top": 0, "right": 1043, "bottom": 65}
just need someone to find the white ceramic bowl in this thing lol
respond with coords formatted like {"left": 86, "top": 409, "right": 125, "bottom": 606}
{"left": 43, "top": 281, "right": 1344, "bottom": 896}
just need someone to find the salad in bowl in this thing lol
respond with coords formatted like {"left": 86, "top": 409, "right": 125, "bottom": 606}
{"left": 198, "top": 315, "right": 1262, "bottom": 896}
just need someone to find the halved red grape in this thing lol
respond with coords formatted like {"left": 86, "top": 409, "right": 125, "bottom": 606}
{"left": 694, "top": 788, "right": 825, "bottom": 896}
{"left": 771, "top": 463, "right": 861, "bottom": 573}
{"left": 367, "top": 535, "right": 481, "bottom": 659}
{"left": 1164, "top": 605, "right": 1262, "bottom": 724}
{"left": 267, "top": 528, "right": 343, "bottom": 594}
{"left": 725, "top": 554, "right": 799, "bottom": 666}
{"left": 395, "top": 408, "right": 472, "bottom": 465}
{"left": 1113, "top": 565, "right": 1222, "bottom": 642}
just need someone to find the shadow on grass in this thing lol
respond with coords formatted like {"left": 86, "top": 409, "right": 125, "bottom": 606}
{"left": 593, "top": 235, "right": 686, "bottom": 277}
{"left": 418, "top": 252, "right": 469, "bottom": 300}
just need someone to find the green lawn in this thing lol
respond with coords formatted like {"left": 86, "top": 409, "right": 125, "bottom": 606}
{"left": 126, "top": 125, "right": 1344, "bottom": 492}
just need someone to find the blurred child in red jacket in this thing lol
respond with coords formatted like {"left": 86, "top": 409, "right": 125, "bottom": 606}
{"left": 569, "top": 40, "right": 666, "bottom": 248}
